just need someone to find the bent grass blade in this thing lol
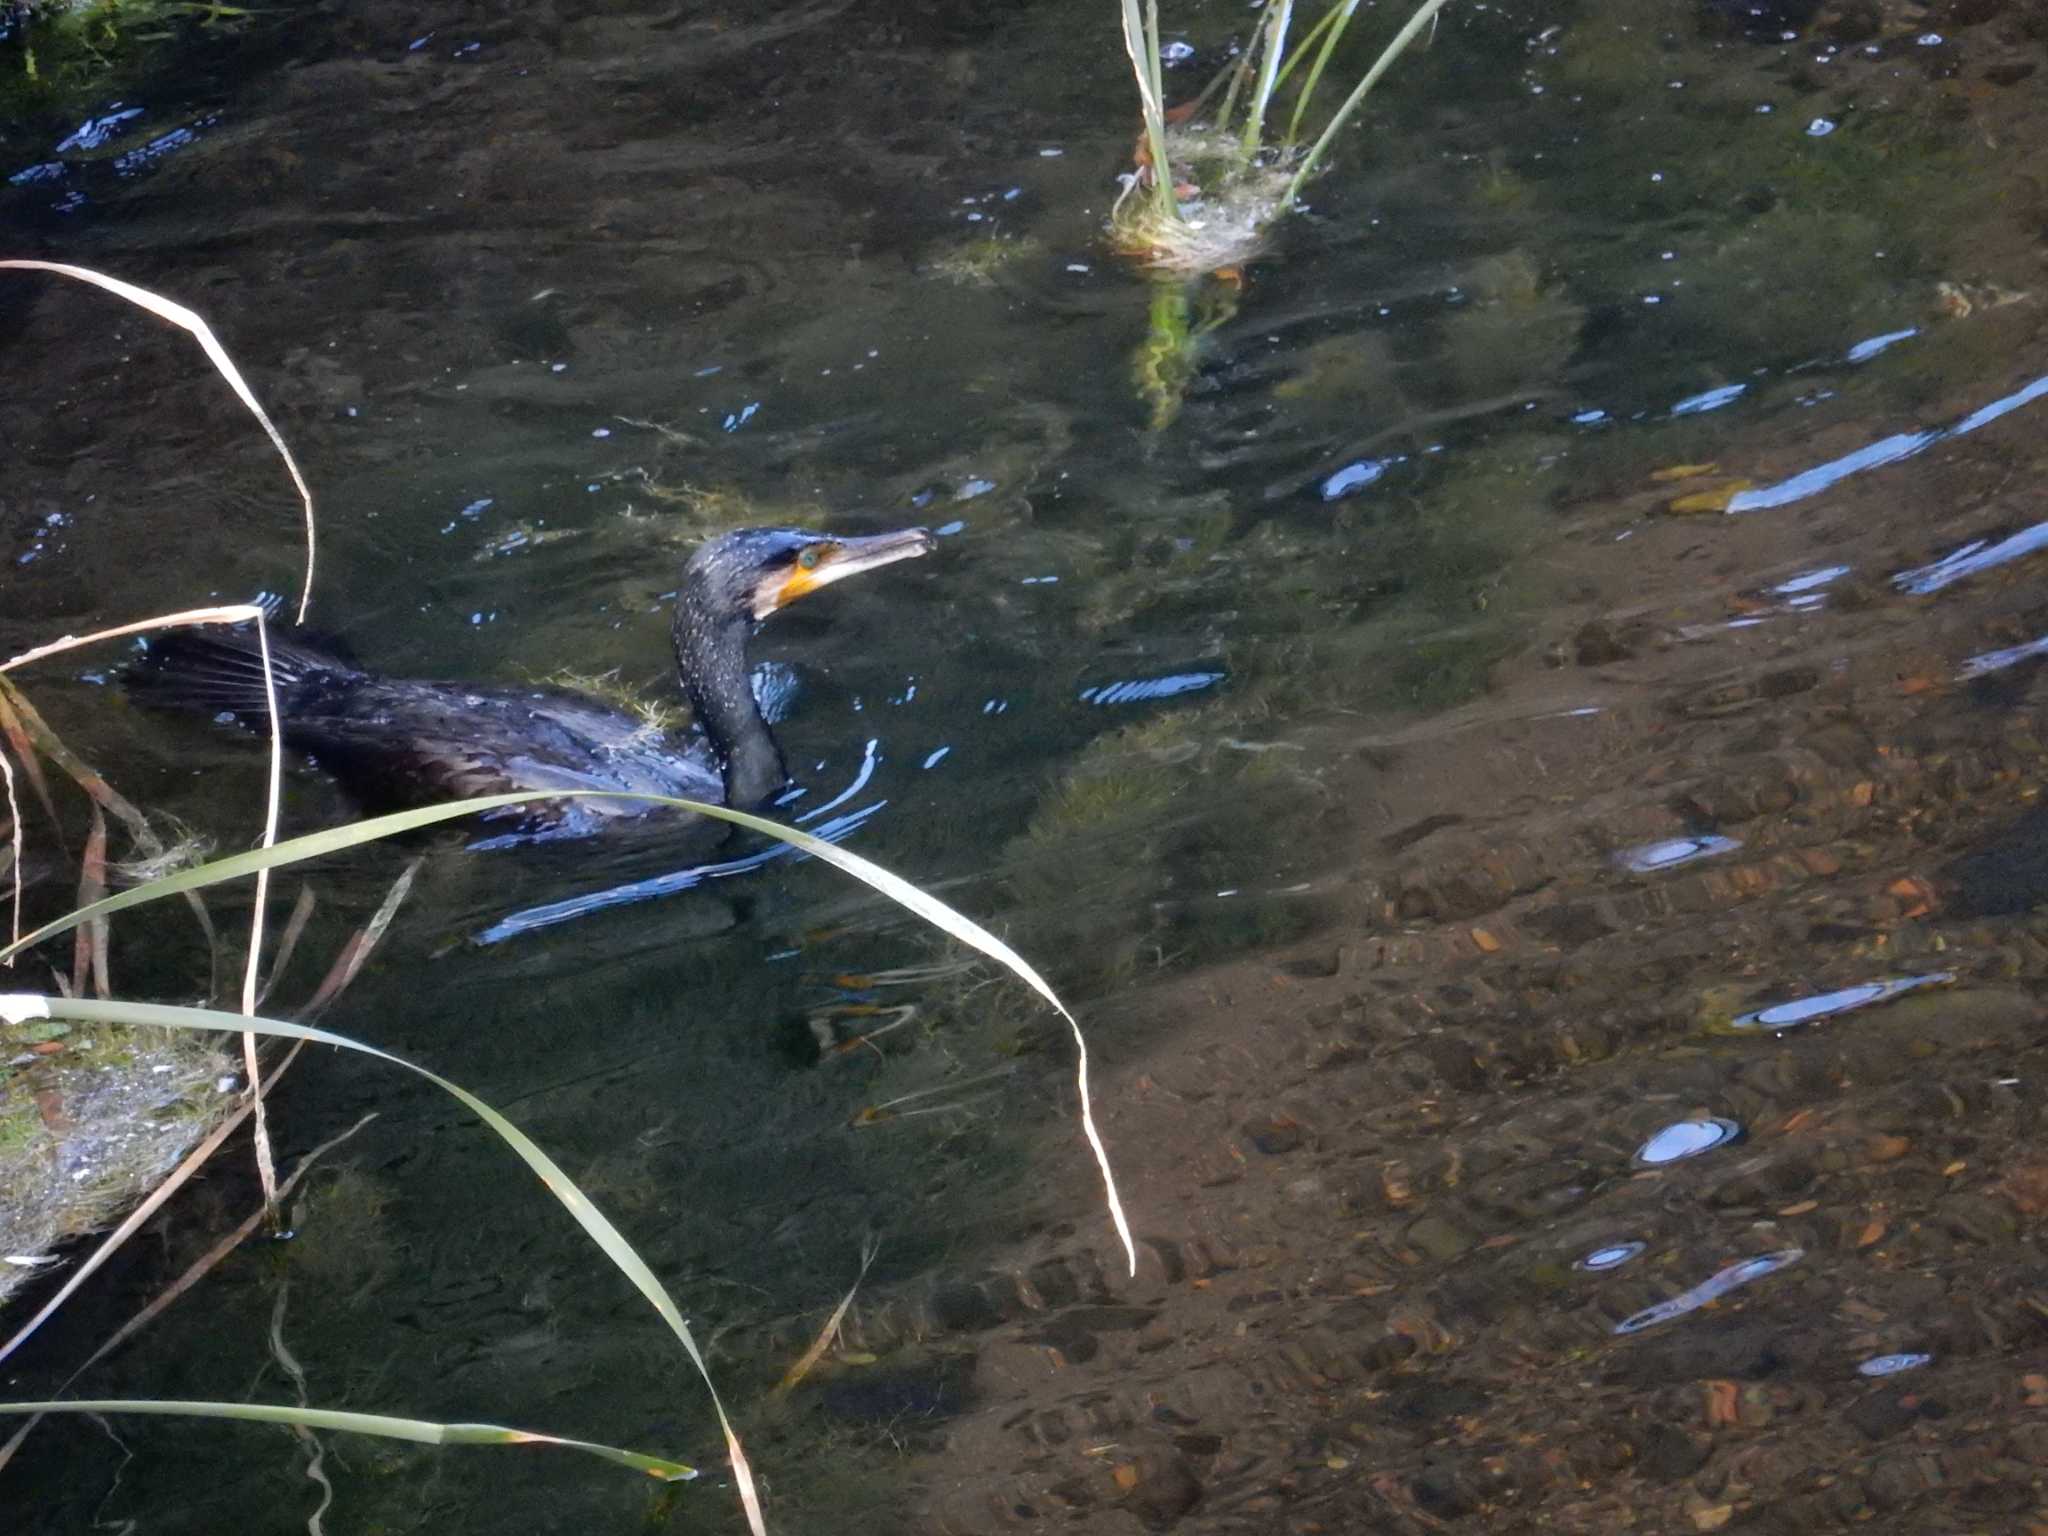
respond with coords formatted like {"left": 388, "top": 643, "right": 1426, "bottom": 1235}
{"left": 1284, "top": 0, "right": 1454, "bottom": 205}
{"left": 0, "top": 995, "right": 743, "bottom": 1521}
{"left": 0, "top": 742, "right": 19, "bottom": 954}
{"left": 0, "top": 261, "right": 319, "bottom": 623}
{"left": 0, "top": 1400, "right": 693, "bottom": 1482}
{"left": 0, "top": 788, "right": 1140, "bottom": 1276}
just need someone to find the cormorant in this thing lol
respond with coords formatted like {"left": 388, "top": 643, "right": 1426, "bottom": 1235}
{"left": 130, "top": 525, "right": 934, "bottom": 839}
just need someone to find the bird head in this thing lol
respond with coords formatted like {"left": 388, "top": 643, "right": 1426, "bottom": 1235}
{"left": 683, "top": 526, "right": 936, "bottom": 624}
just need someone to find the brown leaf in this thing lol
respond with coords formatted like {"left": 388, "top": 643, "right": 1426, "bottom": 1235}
{"left": 1856, "top": 1220, "right": 1887, "bottom": 1249}
{"left": 32, "top": 1087, "right": 72, "bottom": 1134}
{"left": 2000, "top": 1165, "right": 2048, "bottom": 1215}
{"left": 1665, "top": 480, "right": 1752, "bottom": 515}
{"left": 1703, "top": 1379, "right": 1740, "bottom": 1427}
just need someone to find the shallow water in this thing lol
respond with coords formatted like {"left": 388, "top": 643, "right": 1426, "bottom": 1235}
{"left": 5, "top": 1, "right": 2048, "bottom": 1531}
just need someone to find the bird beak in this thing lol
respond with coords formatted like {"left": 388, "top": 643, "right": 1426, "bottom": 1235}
{"left": 760, "top": 527, "right": 936, "bottom": 616}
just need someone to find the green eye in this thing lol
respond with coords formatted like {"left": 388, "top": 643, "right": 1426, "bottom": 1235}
{"left": 797, "top": 546, "right": 822, "bottom": 570}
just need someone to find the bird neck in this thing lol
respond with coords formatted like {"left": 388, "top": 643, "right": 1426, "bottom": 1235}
{"left": 673, "top": 609, "right": 788, "bottom": 809}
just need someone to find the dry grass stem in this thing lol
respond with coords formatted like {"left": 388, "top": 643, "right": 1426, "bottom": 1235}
{"left": 0, "top": 261, "right": 319, "bottom": 622}
{"left": 238, "top": 613, "right": 287, "bottom": 1219}
{"left": 298, "top": 859, "right": 420, "bottom": 1019}
{"left": 1, "top": 745, "right": 20, "bottom": 958}
{"left": 773, "top": 1237, "right": 882, "bottom": 1396}
{"left": 257, "top": 883, "right": 317, "bottom": 1008}
{"left": 70, "top": 807, "right": 109, "bottom": 1000}
{"left": 2, "top": 603, "right": 272, "bottom": 675}
{"left": 2, "top": 604, "right": 291, "bottom": 1212}
{"left": 0, "top": 687, "right": 59, "bottom": 829}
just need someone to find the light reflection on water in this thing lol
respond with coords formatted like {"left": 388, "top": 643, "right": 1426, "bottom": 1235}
{"left": 1730, "top": 372, "right": 2048, "bottom": 514}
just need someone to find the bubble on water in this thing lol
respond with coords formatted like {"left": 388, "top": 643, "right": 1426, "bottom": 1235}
{"left": 1613, "top": 1249, "right": 1802, "bottom": 1335}
{"left": 1634, "top": 1118, "right": 1741, "bottom": 1166}
{"left": 1731, "top": 973, "right": 1951, "bottom": 1032}
{"left": 1615, "top": 835, "right": 1741, "bottom": 873}
{"left": 1575, "top": 1241, "right": 1646, "bottom": 1272}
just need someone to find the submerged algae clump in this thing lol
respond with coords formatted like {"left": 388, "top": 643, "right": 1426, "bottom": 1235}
{"left": 0, "top": 1016, "right": 232, "bottom": 1310}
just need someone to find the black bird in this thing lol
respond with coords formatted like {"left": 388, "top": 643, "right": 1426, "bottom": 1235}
{"left": 130, "top": 525, "right": 934, "bottom": 840}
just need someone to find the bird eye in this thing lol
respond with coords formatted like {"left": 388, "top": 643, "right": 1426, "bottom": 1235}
{"left": 797, "top": 546, "right": 822, "bottom": 570}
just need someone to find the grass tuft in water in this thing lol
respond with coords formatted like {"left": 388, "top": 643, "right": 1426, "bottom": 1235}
{"left": 1107, "top": 0, "right": 1453, "bottom": 276}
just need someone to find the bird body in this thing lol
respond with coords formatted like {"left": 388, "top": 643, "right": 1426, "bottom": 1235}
{"left": 131, "top": 526, "right": 933, "bottom": 840}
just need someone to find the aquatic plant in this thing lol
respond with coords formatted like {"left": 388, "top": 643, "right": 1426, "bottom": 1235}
{"left": 1111, "top": 0, "right": 1454, "bottom": 275}
{"left": 1109, "top": 0, "right": 1454, "bottom": 428}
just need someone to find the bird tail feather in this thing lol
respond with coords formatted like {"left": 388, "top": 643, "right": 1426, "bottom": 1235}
{"left": 128, "top": 628, "right": 359, "bottom": 722}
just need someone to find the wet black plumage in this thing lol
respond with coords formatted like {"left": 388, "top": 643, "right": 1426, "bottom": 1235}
{"left": 129, "top": 525, "right": 934, "bottom": 839}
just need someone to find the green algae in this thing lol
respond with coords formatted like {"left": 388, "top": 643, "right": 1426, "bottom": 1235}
{"left": 0, "top": 1013, "right": 231, "bottom": 1309}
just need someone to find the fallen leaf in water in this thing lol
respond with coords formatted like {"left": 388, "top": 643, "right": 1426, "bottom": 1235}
{"left": 1665, "top": 480, "right": 1752, "bottom": 515}
{"left": 1944, "top": 1160, "right": 1968, "bottom": 1176}
{"left": 1381, "top": 1161, "right": 1417, "bottom": 1208}
{"left": 1886, "top": 876, "right": 1936, "bottom": 917}
{"left": 1691, "top": 1503, "right": 1734, "bottom": 1531}
{"left": 1865, "top": 1134, "right": 1912, "bottom": 1163}
{"left": 1469, "top": 927, "right": 1502, "bottom": 953}
{"left": 1651, "top": 462, "right": 1721, "bottom": 482}
{"left": 1857, "top": 1220, "right": 1887, "bottom": 1248}
{"left": 1703, "top": 1379, "right": 1740, "bottom": 1426}
{"left": 1112, "top": 1463, "right": 1142, "bottom": 1492}
{"left": 1777, "top": 1199, "right": 1819, "bottom": 1216}
{"left": 2000, "top": 1166, "right": 2048, "bottom": 1215}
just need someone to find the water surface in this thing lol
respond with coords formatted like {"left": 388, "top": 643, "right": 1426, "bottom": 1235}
{"left": 6, "top": 1, "right": 2048, "bottom": 1531}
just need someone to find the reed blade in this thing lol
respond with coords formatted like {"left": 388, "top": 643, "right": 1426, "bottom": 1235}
{"left": 1282, "top": 0, "right": 1362, "bottom": 146}
{"left": 0, "top": 1399, "right": 694, "bottom": 1481}
{"left": 1241, "top": 0, "right": 1293, "bottom": 157}
{"left": 1117, "top": 0, "right": 1179, "bottom": 223}
{"left": 0, "top": 786, "right": 1138, "bottom": 1276}
{"left": 1284, "top": 0, "right": 1453, "bottom": 206}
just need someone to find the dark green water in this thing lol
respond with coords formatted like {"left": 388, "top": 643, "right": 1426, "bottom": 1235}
{"left": 6, "top": 1, "right": 2048, "bottom": 1531}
